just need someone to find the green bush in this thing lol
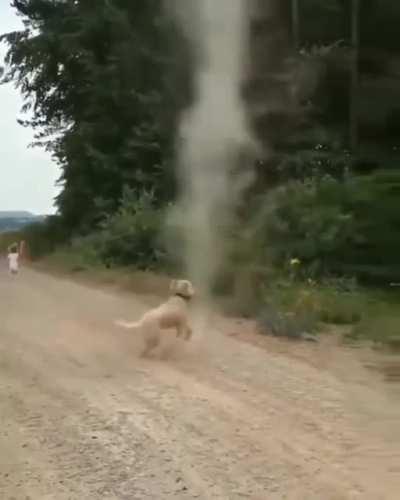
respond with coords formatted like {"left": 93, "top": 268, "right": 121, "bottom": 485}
{"left": 250, "top": 171, "right": 400, "bottom": 284}
{"left": 39, "top": 246, "right": 100, "bottom": 273}
{"left": 257, "top": 305, "right": 318, "bottom": 339}
{"left": 316, "top": 285, "right": 363, "bottom": 324}
{"left": 67, "top": 233, "right": 104, "bottom": 270}
{"left": 94, "top": 188, "right": 165, "bottom": 269}
{"left": 13, "top": 215, "right": 68, "bottom": 259}
{"left": 340, "top": 171, "right": 400, "bottom": 283}
{"left": 251, "top": 175, "right": 355, "bottom": 277}
{"left": 257, "top": 279, "right": 320, "bottom": 338}
{"left": 257, "top": 276, "right": 365, "bottom": 340}
{"left": 14, "top": 189, "right": 170, "bottom": 271}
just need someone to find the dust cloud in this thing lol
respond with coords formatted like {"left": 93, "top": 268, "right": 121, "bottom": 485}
{"left": 168, "top": 0, "right": 258, "bottom": 300}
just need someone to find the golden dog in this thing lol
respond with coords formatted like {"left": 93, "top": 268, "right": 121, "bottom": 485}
{"left": 114, "top": 279, "right": 195, "bottom": 357}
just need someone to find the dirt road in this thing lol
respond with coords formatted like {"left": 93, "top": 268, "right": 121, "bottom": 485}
{"left": 1, "top": 267, "right": 399, "bottom": 499}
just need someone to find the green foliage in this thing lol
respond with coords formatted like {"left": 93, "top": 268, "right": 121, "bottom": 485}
{"left": 257, "top": 304, "right": 318, "bottom": 340}
{"left": 257, "top": 276, "right": 362, "bottom": 338}
{"left": 94, "top": 188, "right": 164, "bottom": 269}
{"left": 251, "top": 171, "right": 400, "bottom": 284}
{"left": 38, "top": 245, "right": 103, "bottom": 274}
{"left": 257, "top": 275, "right": 400, "bottom": 347}
{"left": 1, "top": 0, "right": 180, "bottom": 234}
{"left": 53, "top": 189, "right": 165, "bottom": 271}
{"left": 312, "top": 278, "right": 363, "bottom": 324}
{"left": 343, "top": 288, "right": 400, "bottom": 347}
{"left": 1, "top": 0, "right": 400, "bottom": 318}
{"left": 17, "top": 190, "right": 167, "bottom": 270}
{"left": 251, "top": 175, "right": 355, "bottom": 276}
{"left": 0, "top": 231, "right": 21, "bottom": 254}
{"left": 341, "top": 171, "right": 400, "bottom": 282}
{"left": 5, "top": 215, "right": 67, "bottom": 260}
{"left": 349, "top": 314, "right": 400, "bottom": 348}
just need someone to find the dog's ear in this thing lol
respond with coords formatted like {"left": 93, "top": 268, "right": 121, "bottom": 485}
{"left": 182, "top": 280, "right": 195, "bottom": 297}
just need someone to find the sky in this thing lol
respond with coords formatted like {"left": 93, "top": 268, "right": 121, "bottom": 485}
{"left": 0, "top": 2, "right": 60, "bottom": 215}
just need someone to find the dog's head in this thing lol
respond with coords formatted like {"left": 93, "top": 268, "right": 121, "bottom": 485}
{"left": 169, "top": 279, "right": 195, "bottom": 300}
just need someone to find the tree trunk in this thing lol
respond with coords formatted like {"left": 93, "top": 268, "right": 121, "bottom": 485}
{"left": 349, "top": 0, "right": 360, "bottom": 153}
{"left": 291, "top": 0, "right": 300, "bottom": 50}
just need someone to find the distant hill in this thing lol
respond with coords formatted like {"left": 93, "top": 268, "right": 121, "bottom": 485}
{"left": 0, "top": 211, "right": 36, "bottom": 219}
{"left": 0, "top": 211, "right": 46, "bottom": 233}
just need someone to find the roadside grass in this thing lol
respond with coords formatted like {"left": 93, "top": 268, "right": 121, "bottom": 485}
{"left": 22, "top": 244, "right": 400, "bottom": 351}
{"left": 256, "top": 279, "right": 400, "bottom": 349}
{"left": 35, "top": 247, "right": 171, "bottom": 298}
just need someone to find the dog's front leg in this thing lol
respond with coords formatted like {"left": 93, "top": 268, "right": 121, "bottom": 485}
{"left": 176, "top": 325, "right": 185, "bottom": 338}
{"left": 115, "top": 319, "right": 139, "bottom": 329}
{"left": 184, "top": 325, "right": 193, "bottom": 340}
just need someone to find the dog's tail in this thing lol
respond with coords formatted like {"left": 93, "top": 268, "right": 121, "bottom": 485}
{"left": 114, "top": 319, "right": 141, "bottom": 330}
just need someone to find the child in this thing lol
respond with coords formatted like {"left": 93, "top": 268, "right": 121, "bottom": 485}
{"left": 7, "top": 244, "right": 19, "bottom": 275}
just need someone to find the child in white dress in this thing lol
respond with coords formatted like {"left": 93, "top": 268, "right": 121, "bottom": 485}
{"left": 7, "top": 247, "right": 19, "bottom": 274}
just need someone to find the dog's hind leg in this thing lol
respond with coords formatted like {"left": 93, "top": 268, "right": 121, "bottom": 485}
{"left": 140, "top": 324, "right": 160, "bottom": 358}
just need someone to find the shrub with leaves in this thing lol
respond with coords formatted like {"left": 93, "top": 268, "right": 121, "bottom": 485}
{"left": 257, "top": 305, "right": 318, "bottom": 340}
{"left": 19, "top": 215, "right": 68, "bottom": 259}
{"left": 251, "top": 175, "right": 355, "bottom": 277}
{"left": 96, "top": 188, "right": 164, "bottom": 269}
{"left": 249, "top": 170, "right": 400, "bottom": 284}
{"left": 341, "top": 170, "right": 400, "bottom": 283}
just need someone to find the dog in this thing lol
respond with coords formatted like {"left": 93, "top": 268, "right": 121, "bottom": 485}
{"left": 114, "top": 279, "right": 195, "bottom": 357}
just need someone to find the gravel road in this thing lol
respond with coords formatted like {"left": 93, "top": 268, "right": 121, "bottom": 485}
{"left": 1, "top": 267, "right": 399, "bottom": 499}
